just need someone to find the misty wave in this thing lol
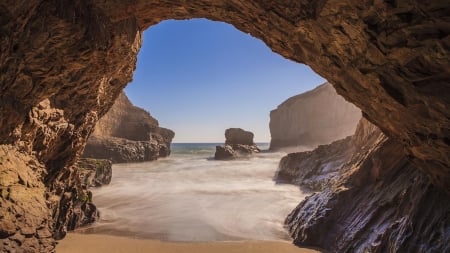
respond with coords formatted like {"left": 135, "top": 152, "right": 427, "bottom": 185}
{"left": 77, "top": 144, "right": 306, "bottom": 242}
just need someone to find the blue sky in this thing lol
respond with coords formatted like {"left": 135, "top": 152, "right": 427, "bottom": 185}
{"left": 125, "top": 19, "right": 325, "bottom": 143}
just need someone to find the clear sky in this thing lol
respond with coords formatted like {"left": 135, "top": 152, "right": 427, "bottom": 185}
{"left": 125, "top": 19, "right": 325, "bottom": 143}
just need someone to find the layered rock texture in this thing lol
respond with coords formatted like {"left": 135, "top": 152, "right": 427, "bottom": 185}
{"left": 275, "top": 118, "right": 380, "bottom": 191}
{"left": 76, "top": 158, "right": 112, "bottom": 187}
{"left": 82, "top": 92, "right": 174, "bottom": 163}
{"left": 50, "top": 158, "right": 112, "bottom": 240}
{"left": 270, "top": 82, "right": 361, "bottom": 150}
{"left": 1, "top": 1, "right": 449, "bottom": 252}
{"left": 215, "top": 128, "right": 260, "bottom": 160}
{"left": 285, "top": 118, "right": 450, "bottom": 252}
{"left": 275, "top": 136, "right": 354, "bottom": 191}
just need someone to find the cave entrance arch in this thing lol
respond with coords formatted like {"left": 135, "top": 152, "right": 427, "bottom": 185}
{"left": 1, "top": 1, "right": 449, "bottom": 252}
{"left": 89, "top": 0, "right": 448, "bottom": 189}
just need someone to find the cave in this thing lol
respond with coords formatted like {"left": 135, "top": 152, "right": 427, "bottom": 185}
{"left": 0, "top": 1, "right": 449, "bottom": 252}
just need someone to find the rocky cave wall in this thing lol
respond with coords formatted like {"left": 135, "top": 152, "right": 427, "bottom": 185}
{"left": 0, "top": 0, "right": 449, "bottom": 252}
{"left": 285, "top": 118, "right": 450, "bottom": 253}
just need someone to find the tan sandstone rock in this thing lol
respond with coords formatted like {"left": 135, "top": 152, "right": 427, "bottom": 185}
{"left": 270, "top": 82, "right": 361, "bottom": 150}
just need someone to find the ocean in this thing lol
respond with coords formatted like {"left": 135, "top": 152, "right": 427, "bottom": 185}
{"left": 79, "top": 143, "right": 306, "bottom": 242}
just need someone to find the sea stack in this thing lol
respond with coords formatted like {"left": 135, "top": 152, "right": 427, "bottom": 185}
{"left": 82, "top": 92, "right": 174, "bottom": 163}
{"left": 269, "top": 82, "right": 361, "bottom": 150}
{"left": 215, "top": 128, "right": 260, "bottom": 160}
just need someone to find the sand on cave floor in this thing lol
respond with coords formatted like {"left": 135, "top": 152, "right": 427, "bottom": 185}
{"left": 56, "top": 233, "right": 320, "bottom": 253}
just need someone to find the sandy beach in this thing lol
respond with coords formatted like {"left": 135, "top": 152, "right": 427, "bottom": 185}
{"left": 56, "top": 233, "right": 319, "bottom": 253}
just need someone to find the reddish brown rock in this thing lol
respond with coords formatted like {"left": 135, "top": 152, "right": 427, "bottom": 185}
{"left": 0, "top": 1, "right": 449, "bottom": 252}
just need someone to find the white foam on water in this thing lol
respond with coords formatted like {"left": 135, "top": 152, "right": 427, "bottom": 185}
{"left": 80, "top": 144, "right": 307, "bottom": 242}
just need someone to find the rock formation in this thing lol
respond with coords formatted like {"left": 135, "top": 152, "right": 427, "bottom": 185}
{"left": 1, "top": 1, "right": 449, "bottom": 252}
{"left": 274, "top": 118, "right": 380, "bottom": 191}
{"left": 76, "top": 158, "right": 112, "bottom": 187}
{"left": 275, "top": 136, "right": 354, "bottom": 191}
{"left": 50, "top": 158, "right": 112, "bottom": 240}
{"left": 215, "top": 128, "right": 260, "bottom": 160}
{"left": 270, "top": 82, "right": 361, "bottom": 150}
{"left": 82, "top": 92, "right": 174, "bottom": 163}
{"left": 285, "top": 118, "right": 450, "bottom": 252}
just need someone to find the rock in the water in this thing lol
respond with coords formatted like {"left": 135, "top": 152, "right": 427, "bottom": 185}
{"left": 215, "top": 145, "right": 236, "bottom": 160}
{"left": 215, "top": 128, "right": 260, "bottom": 160}
{"left": 82, "top": 92, "right": 174, "bottom": 163}
{"left": 270, "top": 82, "right": 361, "bottom": 150}
{"left": 225, "top": 128, "right": 255, "bottom": 146}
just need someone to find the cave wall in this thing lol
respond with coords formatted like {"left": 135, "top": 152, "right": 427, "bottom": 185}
{"left": 0, "top": 0, "right": 449, "bottom": 252}
{"left": 3, "top": 0, "right": 447, "bottom": 190}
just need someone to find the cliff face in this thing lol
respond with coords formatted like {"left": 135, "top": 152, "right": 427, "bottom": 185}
{"left": 1, "top": 1, "right": 449, "bottom": 252}
{"left": 270, "top": 82, "right": 361, "bottom": 150}
{"left": 82, "top": 92, "right": 174, "bottom": 163}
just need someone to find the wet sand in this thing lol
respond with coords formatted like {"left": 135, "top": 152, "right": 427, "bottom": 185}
{"left": 57, "top": 233, "right": 320, "bottom": 253}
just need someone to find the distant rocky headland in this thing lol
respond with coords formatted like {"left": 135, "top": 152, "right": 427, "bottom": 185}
{"left": 82, "top": 92, "right": 174, "bottom": 163}
{"left": 215, "top": 128, "right": 260, "bottom": 160}
{"left": 270, "top": 82, "right": 361, "bottom": 150}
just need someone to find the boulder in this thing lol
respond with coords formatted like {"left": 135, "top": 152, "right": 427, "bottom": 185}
{"left": 214, "top": 145, "right": 236, "bottom": 160}
{"left": 214, "top": 128, "right": 260, "bottom": 160}
{"left": 225, "top": 128, "right": 255, "bottom": 146}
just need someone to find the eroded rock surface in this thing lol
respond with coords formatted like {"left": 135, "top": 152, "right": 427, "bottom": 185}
{"left": 49, "top": 158, "right": 112, "bottom": 240}
{"left": 82, "top": 92, "right": 174, "bottom": 163}
{"left": 274, "top": 118, "right": 381, "bottom": 191}
{"left": 1, "top": 1, "right": 449, "bottom": 252}
{"left": 215, "top": 128, "right": 260, "bottom": 160}
{"left": 275, "top": 136, "right": 354, "bottom": 191}
{"left": 0, "top": 146, "right": 54, "bottom": 252}
{"left": 76, "top": 158, "right": 112, "bottom": 187}
{"left": 285, "top": 119, "right": 450, "bottom": 253}
{"left": 270, "top": 82, "right": 361, "bottom": 150}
